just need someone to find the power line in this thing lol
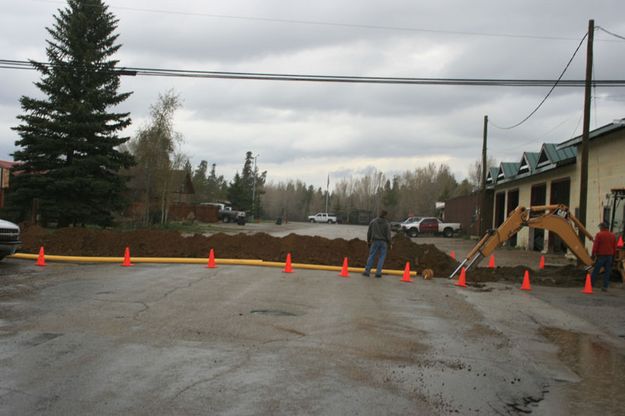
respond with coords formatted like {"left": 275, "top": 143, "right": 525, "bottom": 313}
{"left": 489, "top": 32, "right": 589, "bottom": 130}
{"left": 597, "top": 26, "right": 625, "bottom": 41}
{"left": 3, "top": 58, "right": 625, "bottom": 87}
{"left": 570, "top": 113, "right": 584, "bottom": 139}
{"left": 504, "top": 114, "right": 580, "bottom": 152}
{"left": 31, "top": 0, "right": 615, "bottom": 43}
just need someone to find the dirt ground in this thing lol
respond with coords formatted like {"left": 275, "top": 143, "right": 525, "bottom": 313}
{"left": 18, "top": 225, "right": 594, "bottom": 285}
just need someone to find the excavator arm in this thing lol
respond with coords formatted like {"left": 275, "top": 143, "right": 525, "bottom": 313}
{"left": 450, "top": 204, "right": 593, "bottom": 278}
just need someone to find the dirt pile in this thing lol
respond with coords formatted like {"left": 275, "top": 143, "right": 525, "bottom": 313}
{"left": 466, "top": 264, "right": 587, "bottom": 286}
{"left": 19, "top": 226, "right": 455, "bottom": 272}
{"left": 18, "top": 226, "right": 586, "bottom": 284}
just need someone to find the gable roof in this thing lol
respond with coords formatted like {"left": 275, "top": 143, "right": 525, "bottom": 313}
{"left": 497, "top": 162, "right": 520, "bottom": 181}
{"left": 518, "top": 152, "right": 539, "bottom": 175}
{"left": 536, "top": 143, "right": 576, "bottom": 169}
{"left": 486, "top": 167, "right": 499, "bottom": 185}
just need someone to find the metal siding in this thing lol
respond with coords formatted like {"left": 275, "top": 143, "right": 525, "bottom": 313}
{"left": 444, "top": 193, "right": 480, "bottom": 236}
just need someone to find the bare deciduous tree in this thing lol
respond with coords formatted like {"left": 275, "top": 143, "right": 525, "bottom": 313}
{"left": 468, "top": 157, "right": 498, "bottom": 190}
{"left": 263, "top": 163, "right": 465, "bottom": 222}
{"left": 127, "top": 90, "right": 185, "bottom": 225}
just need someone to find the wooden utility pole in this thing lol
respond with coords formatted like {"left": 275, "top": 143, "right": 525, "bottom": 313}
{"left": 578, "top": 19, "right": 594, "bottom": 245}
{"left": 480, "top": 115, "right": 488, "bottom": 235}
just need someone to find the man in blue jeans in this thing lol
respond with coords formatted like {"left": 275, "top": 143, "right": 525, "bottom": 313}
{"left": 591, "top": 222, "right": 617, "bottom": 291}
{"left": 362, "top": 210, "right": 392, "bottom": 278}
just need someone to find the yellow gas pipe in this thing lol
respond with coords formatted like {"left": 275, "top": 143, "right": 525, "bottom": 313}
{"left": 10, "top": 253, "right": 417, "bottom": 277}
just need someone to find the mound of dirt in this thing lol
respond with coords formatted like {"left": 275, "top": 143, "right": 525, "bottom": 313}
{"left": 19, "top": 226, "right": 456, "bottom": 272}
{"left": 18, "top": 225, "right": 587, "bottom": 285}
{"left": 465, "top": 264, "right": 587, "bottom": 287}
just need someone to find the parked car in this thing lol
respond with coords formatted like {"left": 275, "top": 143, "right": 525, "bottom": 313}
{"left": 308, "top": 213, "right": 338, "bottom": 224}
{"left": 401, "top": 217, "right": 461, "bottom": 238}
{"left": 391, "top": 216, "right": 422, "bottom": 232}
{"left": 0, "top": 219, "right": 20, "bottom": 260}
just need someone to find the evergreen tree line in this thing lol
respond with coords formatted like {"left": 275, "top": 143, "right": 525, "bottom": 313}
{"left": 188, "top": 152, "right": 267, "bottom": 219}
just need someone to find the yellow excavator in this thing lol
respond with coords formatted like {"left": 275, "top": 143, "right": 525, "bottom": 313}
{"left": 449, "top": 204, "right": 594, "bottom": 278}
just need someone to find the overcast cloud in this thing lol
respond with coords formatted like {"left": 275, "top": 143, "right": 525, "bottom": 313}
{"left": 1, "top": 0, "right": 624, "bottom": 188}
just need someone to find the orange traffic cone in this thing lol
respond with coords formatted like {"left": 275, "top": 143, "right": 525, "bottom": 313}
{"left": 450, "top": 250, "right": 456, "bottom": 261}
{"left": 582, "top": 273, "right": 593, "bottom": 294}
{"left": 520, "top": 270, "right": 531, "bottom": 291}
{"left": 401, "top": 262, "right": 412, "bottom": 283}
{"left": 283, "top": 253, "right": 294, "bottom": 273}
{"left": 618, "top": 235, "right": 624, "bottom": 248}
{"left": 455, "top": 267, "right": 467, "bottom": 287}
{"left": 488, "top": 254, "right": 495, "bottom": 268}
{"left": 339, "top": 257, "right": 349, "bottom": 277}
{"left": 539, "top": 255, "right": 545, "bottom": 270}
{"left": 206, "top": 248, "right": 217, "bottom": 268}
{"left": 36, "top": 246, "right": 46, "bottom": 267}
{"left": 121, "top": 246, "right": 133, "bottom": 267}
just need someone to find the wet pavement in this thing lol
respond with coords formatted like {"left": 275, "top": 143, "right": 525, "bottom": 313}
{"left": 1, "top": 258, "right": 624, "bottom": 415}
{"left": 539, "top": 328, "right": 625, "bottom": 415}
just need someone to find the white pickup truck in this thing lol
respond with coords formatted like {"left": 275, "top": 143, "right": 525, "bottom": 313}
{"left": 401, "top": 217, "right": 461, "bottom": 238}
{"left": 308, "top": 212, "right": 338, "bottom": 224}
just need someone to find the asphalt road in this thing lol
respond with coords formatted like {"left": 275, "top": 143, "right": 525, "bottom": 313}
{"left": 1, "top": 223, "right": 624, "bottom": 415}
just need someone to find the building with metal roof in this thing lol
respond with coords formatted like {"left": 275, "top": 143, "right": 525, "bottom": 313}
{"left": 482, "top": 118, "right": 625, "bottom": 254}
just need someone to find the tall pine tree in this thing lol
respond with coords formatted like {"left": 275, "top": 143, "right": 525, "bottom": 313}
{"left": 227, "top": 152, "right": 266, "bottom": 216}
{"left": 9, "top": 0, "right": 133, "bottom": 227}
{"left": 207, "top": 163, "right": 228, "bottom": 202}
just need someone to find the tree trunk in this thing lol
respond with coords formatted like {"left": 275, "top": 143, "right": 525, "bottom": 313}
{"left": 160, "top": 171, "right": 170, "bottom": 225}
{"left": 160, "top": 188, "right": 166, "bottom": 224}
{"left": 144, "top": 166, "right": 151, "bottom": 226}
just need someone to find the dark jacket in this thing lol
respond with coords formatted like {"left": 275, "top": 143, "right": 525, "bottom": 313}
{"left": 367, "top": 217, "right": 392, "bottom": 244}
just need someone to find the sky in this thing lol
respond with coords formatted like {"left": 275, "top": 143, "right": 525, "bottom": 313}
{"left": 1, "top": 0, "right": 624, "bottom": 189}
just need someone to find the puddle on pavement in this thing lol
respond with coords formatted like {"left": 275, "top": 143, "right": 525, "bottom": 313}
{"left": 541, "top": 327, "right": 625, "bottom": 415}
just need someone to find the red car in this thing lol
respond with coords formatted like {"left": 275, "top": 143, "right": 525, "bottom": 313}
{"left": 401, "top": 217, "right": 461, "bottom": 238}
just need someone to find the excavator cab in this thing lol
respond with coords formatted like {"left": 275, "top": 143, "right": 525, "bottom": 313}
{"left": 604, "top": 188, "right": 625, "bottom": 236}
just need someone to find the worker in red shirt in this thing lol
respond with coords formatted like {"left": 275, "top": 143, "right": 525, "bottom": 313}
{"left": 591, "top": 222, "right": 617, "bottom": 291}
